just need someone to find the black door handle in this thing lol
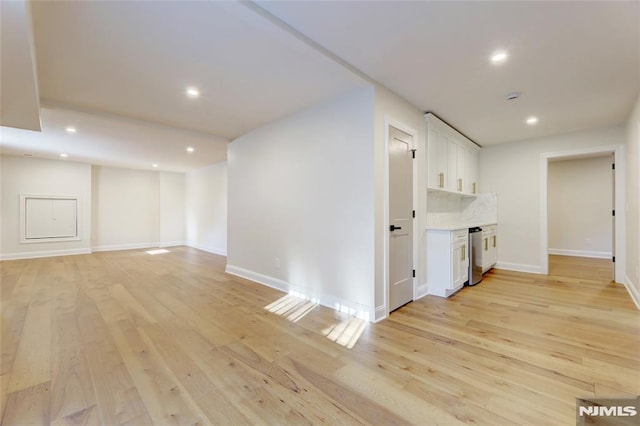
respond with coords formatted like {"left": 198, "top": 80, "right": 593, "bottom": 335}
{"left": 390, "top": 225, "right": 402, "bottom": 232}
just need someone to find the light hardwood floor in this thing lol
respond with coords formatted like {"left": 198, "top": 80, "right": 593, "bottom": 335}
{"left": 1, "top": 248, "right": 638, "bottom": 425}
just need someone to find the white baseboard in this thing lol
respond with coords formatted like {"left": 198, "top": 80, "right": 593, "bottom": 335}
{"left": 159, "top": 241, "right": 186, "bottom": 249}
{"left": 225, "top": 264, "right": 375, "bottom": 321}
{"left": 0, "top": 248, "right": 91, "bottom": 261}
{"left": 185, "top": 242, "right": 227, "bottom": 256}
{"left": 1, "top": 242, "right": 187, "bottom": 260}
{"left": 374, "top": 305, "right": 387, "bottom": 323}
{"left": 495, "top": 261, "right": 542, "bottom": 274}
{"left": 92, "top": 242, "right": 161, "bottom": 252}
{"left": 414, "top": 283, "right": 429, "bottom": 301}
{"left": 624, "top": 276, "right": 640, "bottom": 310}
{"left": 548, "top": 248, "right": 612, "bottom": 259}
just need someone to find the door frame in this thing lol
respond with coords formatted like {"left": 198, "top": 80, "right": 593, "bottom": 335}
{"left": 383, "top": 117, "right": 417, "bottom": 317}
{"left": 539, "top": 144, "right": 625, "bottom": 282}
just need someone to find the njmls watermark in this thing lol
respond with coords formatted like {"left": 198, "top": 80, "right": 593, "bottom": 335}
{"left": 576, "top": 396, "right": 639, "bottom": 426}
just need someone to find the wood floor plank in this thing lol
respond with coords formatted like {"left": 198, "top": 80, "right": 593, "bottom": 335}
{"left": 141, "top": 322, "right": 252, "bottom": 425}
{"left": 2, "top": 382, "right": 51, "bottom": 425}
{"left": 107, "top": 319, "right": 210, "bottom": 425}
{"left": 1, "top": 248, "right": 638, "bottom": 425}
{"left": 49, "top": 312, "right": 97, "bottom": 423}
{"left": 75, "top": 288, "right": 152, "bottom": 426}
{"left": 287, "top": 356, "right": 412, "bottom": 426}
{"left": 7, "top": 298, "right": 52, "bottom": 393}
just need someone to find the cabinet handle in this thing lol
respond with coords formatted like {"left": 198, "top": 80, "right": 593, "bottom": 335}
{"left": 472, "top": 182, "right": 476, "bottom": 194}
{"left": 439, "top": 172, "right": 444, "bottom": 188}
{"left": 484, "top": 238, "right": 488, "bottom": 251}
{"left": 458, "top": 178, "right": 462, "bottom": 191}
{"left": 493, "top": 235, "right": 496, "bottom": 247}
{"left": 461, "top": 244, "right": 466, "bottom": 261}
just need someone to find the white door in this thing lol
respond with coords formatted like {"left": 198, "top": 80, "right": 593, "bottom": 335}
{"left": 389, "top": 126, "right": 413, "bottom": 312}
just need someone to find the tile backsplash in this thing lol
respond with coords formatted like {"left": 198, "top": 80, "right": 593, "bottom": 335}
{"left": 427, "top": 192, "right": 497, "bottom": 226}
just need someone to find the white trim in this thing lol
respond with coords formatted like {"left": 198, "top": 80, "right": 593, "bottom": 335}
{"left": 226, "top": 264, "right": 375, "bottom": 321}
{"left": 414, "top": 283, "right": 429, "bottom": 301}
{"left": 495, "top": 262, "right": 542, "bottom": 274}
{"left": 548, "top": 248, "right": 612, "bottom": 259}
{"left": 0, "top": 248, "right": 91, "bottom": 261}
{"left": 20, "top": 194, "right": 82, "bottom": 244}
{"left": 383, "top": 116, "right": 418, "bottom": 318}
{"left": 623, "top": 276, "right": 640, "bottom": 310}
{"left": 92, "top": 242, "right": 161, "bottom": 252}
{"left": 373, "top": 305, "right": 387, "bottom": 323}
{"left": 185, "top": 242, "right": 227, "bottom": 256}
{"left": 158, "top": 241, "right": 185, "bottom": 249}
{"left": 540, "top": 156, "right": 549, "bottom": 274}
{"left": 540, "top": 144, "right": 625, "bottom": 282}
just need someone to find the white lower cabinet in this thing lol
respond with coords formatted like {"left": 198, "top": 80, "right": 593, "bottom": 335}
{"left": 427, "top": 229, "right": 469, "bottom": 298}
{"left": 482, "top": 225, "right": 497, "bottom": 273}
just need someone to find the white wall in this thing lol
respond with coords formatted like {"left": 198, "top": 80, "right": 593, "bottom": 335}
{"left": 480, "top": 125, "right": 625, "bottom": 273}
{"left": 373, "top": 85, "right": 427, "bottom": 320}
{"left": 548, "top": 156, "right": 612, "bottom": 257}
{"left": 159, "top": 172, "right": 185, "bottom": 246}
{"left": 185, "top": 162, "right": 227, "bottom": 255}
{"left": 92, "top": 165, "right": 184, "bottom": 251}
{"left": 227, "top": 87, "right": 376, "bottom": 319}
{"left": 625, "top": 94, "right": 640, "bottom": 306}
{"left": 0, "top": 155, "right": 92, "bottom": 259}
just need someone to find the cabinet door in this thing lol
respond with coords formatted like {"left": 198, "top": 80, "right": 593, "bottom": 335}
{"left": 459, "top": 240, "right": 469, "bottom": 284}
{"left": 452, "top": 240, "right": 468, "bottom": 287}
{"left": 428, "top": 126, "right": 450, "bottom": 190}
{"left": 489, "top": 231, "right": 497, "bottom": 267}
{"left": 448, "top": 140, "right": 460, "bottom": 192}
{"left": 482, "top": 234, "right": 491, "bottom": 271}
{"left": 458, "top": 143, "right": 466, "bottom": 193}
{"left": 427, "top": 127, "right": 440, "bottom": 189}
{"left": 451, "top": 244, "right": 461, "bottom": 288}
{"left": 465, "top": 148, "right": 478, "bottom": 195}
{"left": 482, "top": 227, "right": 497, "bottom": 272}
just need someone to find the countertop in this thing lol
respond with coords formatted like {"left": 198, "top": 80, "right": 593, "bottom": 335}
{"left": 426, "top": 222, "right": 497, "bottom": 231}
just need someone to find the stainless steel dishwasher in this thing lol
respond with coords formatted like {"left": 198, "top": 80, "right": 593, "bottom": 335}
{"left": 468, "top": 227, "right": 483, "bottom": 286}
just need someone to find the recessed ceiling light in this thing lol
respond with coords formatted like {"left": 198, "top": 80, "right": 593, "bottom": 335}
{"left": 490, "top": 51, "right": 508, "bottom": 64}
{"left": 65, "top": 126, "right": 77, "bottom": 133}
{"left": 152, "top": 163, "right": 159, "bottom": 168}
{"left": 505, "top": 91, "right": 520, "bottom": 101}
{"left": 526, "top": 116, "right": 539, "bottom": 125}
{"left": 186, "top": 146, "right": 195, "bottom": 153}
{"left": 60, "top": 153, "right": 68, "bottom": 158}
{"left": 185, "top": 87, "right": 200, "bottom": 98}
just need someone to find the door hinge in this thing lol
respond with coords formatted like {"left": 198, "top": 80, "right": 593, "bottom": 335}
{"left": 412, "top": 269, "right": 416, "bottom": 278}
{"left": 612, "top": 210, "right": 615, "bottom": 216}
{"left": 412, "top": 210, "right": 415, "bottom": 218}
{"left": 612, "top": 163, "right": 615, "bottom": 170}
{"left": 613, "top": 256, "right": 616, "bottom": 263}
{"left": 411, "top": 149, "right": 416, "bottom": 159}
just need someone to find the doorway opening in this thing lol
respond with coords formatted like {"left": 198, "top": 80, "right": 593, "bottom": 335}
{"left": 547, "top": 154, "right": 614, "bottom": 281}
{"left": 540, "top": 145, "right": 625, "bottom": 283}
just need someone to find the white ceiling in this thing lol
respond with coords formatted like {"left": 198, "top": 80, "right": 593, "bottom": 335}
{"left": 1, "top": 1, "right": 638, "bottom": 170}
{"left": 30, "top": 1, "right": 367, "bottom": 139}
{"left": 0, "top": 105, "right": 227, "bottom": 173}
{"left": 258, "top": 0, "right": 640, "bottom": 145}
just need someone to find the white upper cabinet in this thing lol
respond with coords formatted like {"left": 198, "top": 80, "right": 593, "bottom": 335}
{"left": 465, "top": 147, "right": 479, "bottom": 195}
{"left": 427, "top": 123, "right": 450, "bottom": 190}
{"left": 426, "top": 113, "right": 480, "bottom": 196}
